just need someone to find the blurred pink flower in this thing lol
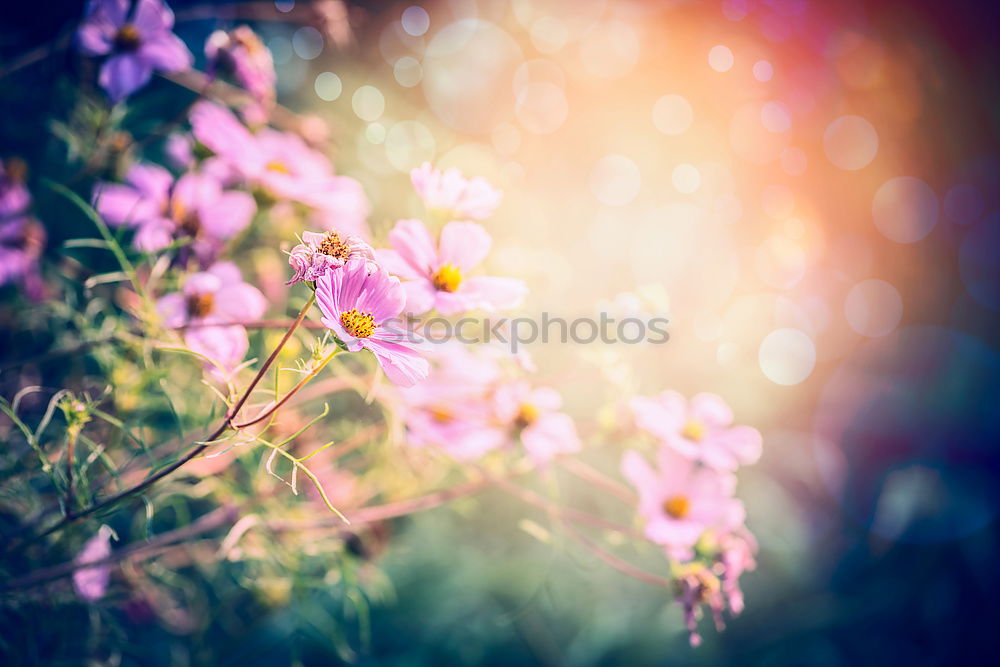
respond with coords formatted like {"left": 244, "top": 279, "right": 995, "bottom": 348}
{"left": 94, "top": 163, "right": 255, "bottom": 263}
{"left": 621, "top": 446, "right": 744, "bottom": 560}
{"left": 73, "top": 525, "right": 114, "bottom": 603}
{"left": 398, "top": 344, "right": 506, "bottom": 460}
{"left": 205, "top": 26, "right": 276, "bottom": 110}
{"left": 156, "top": 262, "right": 266, "bottom": 371}
{"left": 189, "top": 102, "right": 370, "bottom": 237}
{"left": 77, "top": 0, "right": 193, "bottom": 102}
{"left": 286, "top": 229, "right": 375, "bottom": 285}
{"left": 0, "top": 160, "right": 46, "bottom": 299}
{"left": 493, "top": 380, "right": 581, "bottom": 464}
{"left": 377, "top": 219, "right": 526, "bottom": 315}
{"left": 410, "top": 162, "right": 502, "bottom": 220}
{"left": 718, "top": 529, "right": 757, "bottom": 614}
{"left": 630, "top": 391, "right": 762, "bottom": 471}
{"left": 674, "top": 563, "right": 725, "bottom": 648}
{"left": 315, "top": 259, "right": 428, "bottom": 387}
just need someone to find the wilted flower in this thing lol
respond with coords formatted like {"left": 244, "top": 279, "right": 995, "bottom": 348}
{"left": 621, "top": 446, "right": 744, "bottom": 560}
{"left": 286, "top": 229, "right": 375, "bottom": 285}
{"left": 156, "top": 262, "right": 266, "bottom": 371}
{"left": 205, "top": 26, "right": 276, "bottom": 111}
{"left": 76, "top": 0, "right": 193, "bottom": 102}
{"left": 315, "top": 259, "right": 428, "bottom": 387}
{"left": 493, "top": 380, "right": 581, "bottom": 464}
{"left": 377, "top": 219, "right": 526, "bottom": 315}
{"left": 189, "top": 101, "right": 370, "bottom": 237}
{"left": 630, "top": 391, "right": 762, "bottom": 471}
{"left": 410, "top": 162, "right": 502, "bottom": 220}
{"left": 94, "top": 162, "right": 255, "bottom": 263}
{"left": 673, "top": 562, "right": 726, "bottom": 647}
{"left": 73, "top": 525, "right": 115, "bottom": 602}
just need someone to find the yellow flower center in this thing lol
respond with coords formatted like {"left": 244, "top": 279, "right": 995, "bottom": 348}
{"left": 514, "top": 403, "right": 539, "bottom": 429}
{"left": 431, "top": 263, "right": 463, "bottom": 292}
{"left": 317, "top": 231, "right": 351, "bottom": 260}
{"left": 114, "top": 24, "right": 142, "bottom": 51}
{"left": 662, "top": 495, "right": 690, "bottom": 519}
{"left": 682, "top": 420, "right": 705, "bottom": 442}
{"left": 340, "top": 308, "right": 376, "bottom": 338}
{"left": 429, "top": 406, "right": 452, "bottom": 423}
{"left": 266, "top": 160, "right": 291, "bottom": 174}
{"left": 187, "top": 292, "right": 215, "bottom": 319}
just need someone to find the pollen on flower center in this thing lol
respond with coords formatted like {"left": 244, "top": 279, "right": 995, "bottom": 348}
{"left": 266, "top": 160, "right": 290, "bottom": 174}
{"left": 114, "top": 24, "right": 142, "bottom": 51}
{"left": 187, "top": 292, "right": 215, "bottom": 318}
{"left": 514, "top": 403, "right": 539, "bottom": 429}
{"left": 317, "top": 231, "right": 351, "bottom": 260}
{"left": 682, "top": 420, "right": 705, "bottom": 442}
{"left": 340, "top": 308, "right": 376, "bottom": 338}
{"left": 431, "top": 263, "right": 463, "bottom": 292}
{"left": 663, "top": 495, "right": 691, "bottom": 519}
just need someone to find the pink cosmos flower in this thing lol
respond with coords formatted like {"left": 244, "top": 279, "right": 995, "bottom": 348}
{"left": 376, "top": 219, "right": 526, "bottom": 315}
{"left": 94, "top": 163, "right": 255, "bottom": 262}
{"left": 493, "top": 380, "right": 581, "bottom": 464}
{"left": 621, "top": 446, "right": 744, "bottom": 560}
{"left": 189, "top": 101, "right": 370, "bottom": 237}
{"left": 287, "top": 229, "right": 375, "bottom": 285}
{"left": 630, "top": 391, "right": 762, "bottom": 471}
{"left": 0, "top": 160, "right": 46, "bottom": 299}
{"left": 205, "top": 26, "right": 276, "bottom": 111}
{"left": 315, "top": 259, "right": 429, "bottom": 387}
{"left": 398, "top": 344, "right": 507, "bottom": 460}
{"left": 410, "top": 162, "right": 502, "bottom": 220}
{"left": 77, "top": 0, "right": 193, "bottom": 102}
{"left": 73, "top": 525, "right": 114, "bottom": 602}
{"left": 156, "top": 262, "right": 266, "bottom": 371}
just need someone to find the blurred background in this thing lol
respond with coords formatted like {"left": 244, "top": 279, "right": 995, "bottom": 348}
{"left": 3, "top": 0, "right": 1000, "bottom": 664}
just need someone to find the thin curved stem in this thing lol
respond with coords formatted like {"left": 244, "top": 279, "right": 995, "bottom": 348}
{"left": 5, "top": 296, "right": 316, "bottom": 553}
{"left": 232, "top": 347, "right": 340, "bottom": 430}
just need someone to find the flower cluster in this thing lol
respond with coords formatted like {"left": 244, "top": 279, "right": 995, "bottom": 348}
{"left": 623, "top": 392, "right": 762, "bottom": 646}
{"left": 0, "top": 158, "right": 46, "bottom": 299}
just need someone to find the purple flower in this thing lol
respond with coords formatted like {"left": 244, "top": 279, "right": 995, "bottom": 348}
{"left": 630, "top": 391, "right": 762, "bottom": 471}
{"left": 73, "top": 525, "right": 114, "bottom": 603}
{"left": 189, "top": 101, "right": 371, "bottom": 238}
{"left": 286, "top": 229, "right": 375, "bottom": 285}
{"left": 376, "top": 219, "right": 527, "bottom": 315}
{"left": 0, "top": 159, "right": 46, "bottom": 299}
{"left": 94, "top": 162, "right": 255, "bottom": 263}
{"left": 205, "top": 26, "right": 276, "bottom": 110}
{"left": 77, "top": 0, "right": 193, "bottom": 102}
{"left": 315, "top": 259, "right": 429, "bottom": 387}
{"left": 410, "top": 162, "right": 502, "bottom": 220}
{"left": 156, "top": 262, "right": 266, "bottom": 372}
{"left": 621, "top": 446, "right": 745, "bottom": 561}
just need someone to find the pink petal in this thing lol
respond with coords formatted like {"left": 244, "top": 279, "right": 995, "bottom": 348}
{"left": 156, "top": 293, "right": 187, "bottom": 328}
{"left": 459, "top": 276, "right": 527, "bottom": 311}
{"left": 388, "top": 219, "right": 438, "bottom": 277}
{"left": 437, "top": 221, "right": 492, "bottom": 271}
{"left": 689, "top": 393, "right": 734, "bottom": 428}
{"left": 133, "top": 217, "right": 176, "bottom": 252}
{"left": 140, "top": 33, "right": 193, "bottom": 73}
{"left": 207, "top": 261, "right": 242, "bottom": 285}
{"left": 402, "top": 280, "right": 437, "bottom": 315}
{"left": 213, "top": 283, "right": 267, "bottom": 322}
{"left": 184, "top": 324, "right": 248, "bottom": 370}
{"left": 93, "top": 183, "right": 153, "bottom": 227}
{"left": 133, "top": 0, "right": 174, "bottom": 33}
{"left": 522, "top": 412, "right": 580, "bottom": 463}
{"left": 198, "top": 190, "right": 256, "bottom": 240}
{"left": 99, "top": 54, "right": 153, "bottom": 102}
{"left": 375, "top": 248, "right": 424, "bottom": 281}
{"left": 364, "top": 337, "right": 429, "bottom": 387}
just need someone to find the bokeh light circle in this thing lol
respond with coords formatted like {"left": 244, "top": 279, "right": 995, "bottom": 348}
{"left": 590, "top": 155, "right": 641, "bottom": 206}
{"left": 845, "top": 279, "right": 903, "bottom": 337}
{"left": 292, "top": 26, "right": 324, "bottom": 60}
{"left": 384, "top": 120, "right": 436, "bottom": 172}
{"left": 514, "top": 82, "right": 569, "bottom": 134}
{"left": 394, "top": 56, "right": 423, "bottom": 87}
{"left": 579, "top": 20, "right": 640, "bottom": 79}
{"left": 753, "top": 60, "right": 774, "bottom": 81}
{"left": 759, "top": 328, "right": 816, "bottom": 385}
{"left": 872, "top": 176, "right": 938, "bottom": 243}
{"left": 314, "top": 72, "right": 342, "bottom": 101}
{"left": 708, "top": 45, "right": 734, "bottom": 72}
{"left": 401, "top": 6, "right": 431, "bottom": 37}
{"left": 352, "top": 85, "right": 385, "bottom": 121}
{"left": 671, "top": 163, "right": 701, "bottom": 194}
{"left": 652, "top": 94, "right": 693, "bottom": 136}
{"left": 824, "top": 115, "right": 879, "bottom": 170}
